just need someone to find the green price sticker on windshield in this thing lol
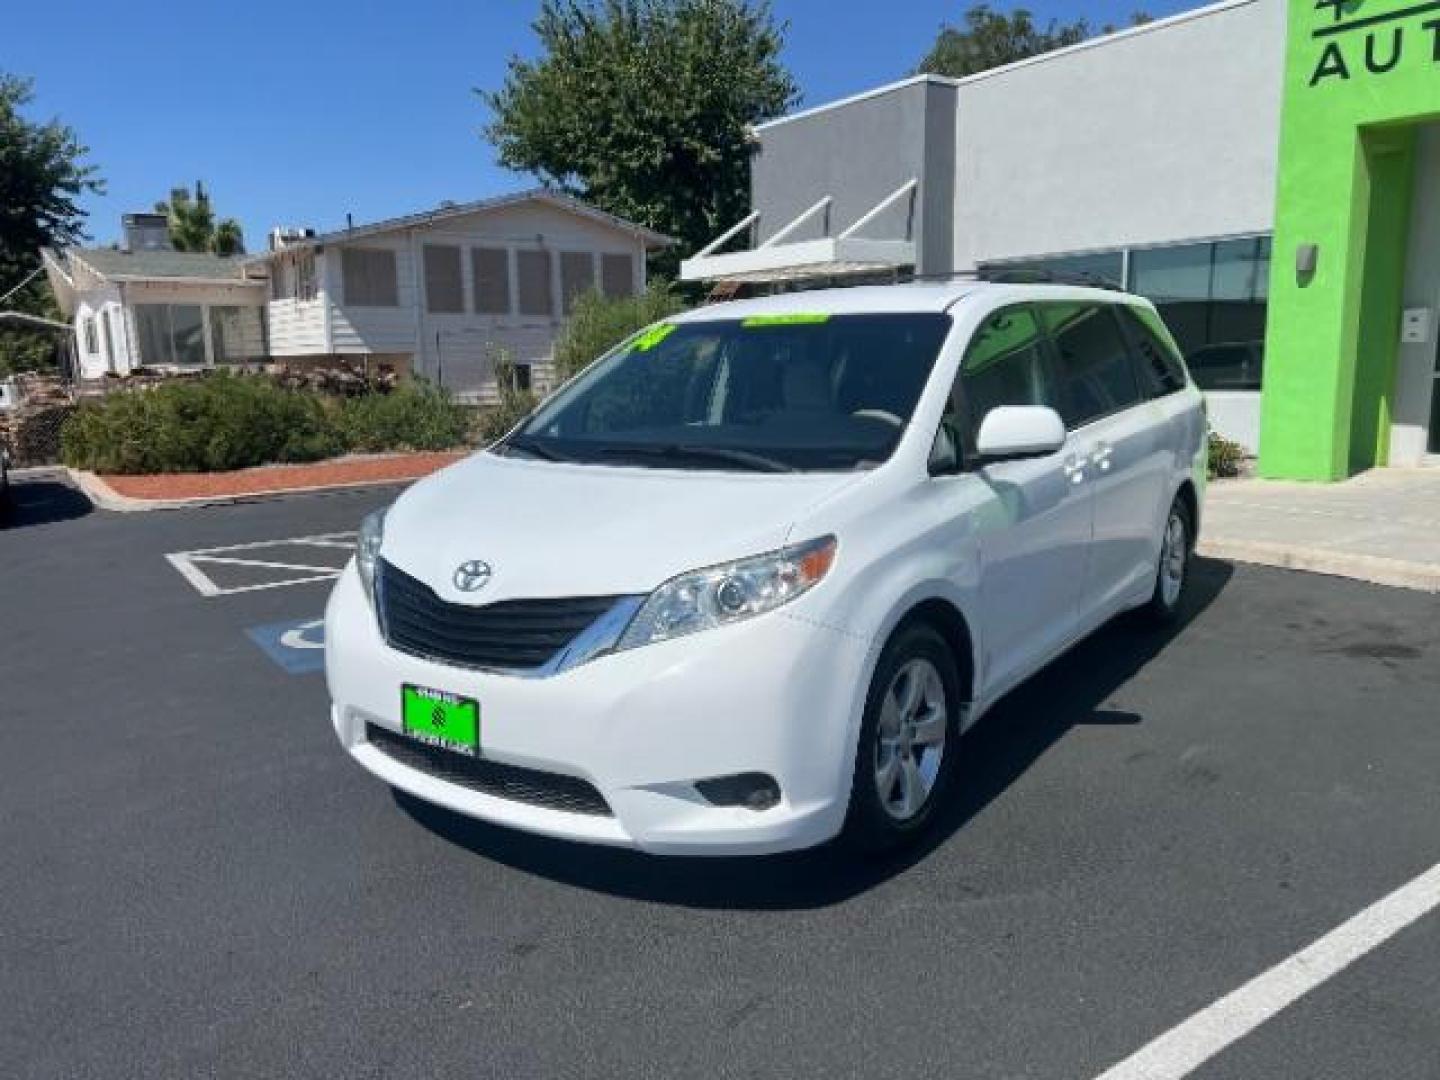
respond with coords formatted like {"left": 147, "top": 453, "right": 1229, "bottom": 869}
{"left": 632, "top": 323, "right": 677, "bottom": 352}
{"left": 741, "top": 312, "right": 832, "bottom": 328}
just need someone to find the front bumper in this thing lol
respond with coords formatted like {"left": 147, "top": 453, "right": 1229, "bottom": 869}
{"left": 324, "top": 564, "right": 870, "bottom": 855}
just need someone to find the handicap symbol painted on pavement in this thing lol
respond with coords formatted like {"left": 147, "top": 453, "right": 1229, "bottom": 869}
{"left": 246, "top": 617, "right": 326, "bottom": 675}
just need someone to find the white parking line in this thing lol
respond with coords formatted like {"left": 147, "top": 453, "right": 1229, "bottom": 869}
{"left": 167, "top": 531, "right": 356, "bottom": 597}
{"left": 1094, "top": 859, "right": 1440, "bottom": 1080}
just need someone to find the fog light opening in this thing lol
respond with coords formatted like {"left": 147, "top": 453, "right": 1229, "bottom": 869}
{"left": 694, "top": 772, "right": 781, "bottom": 812}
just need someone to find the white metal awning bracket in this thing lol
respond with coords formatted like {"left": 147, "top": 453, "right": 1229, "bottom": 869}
{"left": 693, "top": 211, "right": 761, "bottom": 259}
{"left": 839, "top": 178, "right": 919, "bottom": 241}
{"left": 760, "top": 196, "right": 833, "bottom": 249}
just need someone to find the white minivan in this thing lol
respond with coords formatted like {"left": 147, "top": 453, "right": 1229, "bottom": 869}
{"left": 325, "top": 282, "right": 1206, "bottom": 855}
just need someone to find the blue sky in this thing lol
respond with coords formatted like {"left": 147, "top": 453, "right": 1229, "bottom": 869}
{"left": 3, "top": 0, "right": 1197, "bottom": 249}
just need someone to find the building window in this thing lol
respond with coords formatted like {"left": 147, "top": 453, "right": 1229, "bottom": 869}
{"left": 101, "top": 310, "right": 114, "bottom": 365}
{"left": 601, "top": 253, "right": 635, "bottom": 299}
{"left": 560, "top": 251, "right": 595, "bottom": 314}
{"left": 341, "top": 247, "right": 399, "bottom": 307}
{"left": 1128, "top": 236, "right": 1270, "bottom": 390}
{"left": 517, "top": 249, "right": 553, "bottom": 318}
{"left": 134, "top": 304, "right": 207, "bottom": 366}
{"left": 423, "top": 245, "right": 465, "bottom": 314}
{"left": 295, "top": 252, "right": 317, "bottom": 301}
{"left": 83, "top": 317, "right": 98, "bottom": 355}
{"left": 506, "top": 362, "right": 533, "bottom": 393}
{"left": 209, "top": 306, "right": 255, "bottom": 364}
{"left": 472, "top": 247, "right": 511, "bottom": 315}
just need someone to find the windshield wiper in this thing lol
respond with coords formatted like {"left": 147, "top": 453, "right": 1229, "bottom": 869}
{"left": 601, "top": 443, "right": 796, "bottom": 473}
{"left": 499, "top": 436, "right": 571, "bottom": 463}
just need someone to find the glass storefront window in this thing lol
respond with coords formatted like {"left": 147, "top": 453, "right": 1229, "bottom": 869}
{"left": 1129, "top": 237, "right": 1270, "bottom": 391}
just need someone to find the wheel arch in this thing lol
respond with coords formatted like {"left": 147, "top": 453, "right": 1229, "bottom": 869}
{"left": 1174, "top": 478, "right": 1200, "bottom": 551}
{"left": 888, "top": 595, "right": 977, "bottom": 707}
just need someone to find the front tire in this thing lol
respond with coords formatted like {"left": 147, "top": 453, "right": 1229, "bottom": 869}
{"left": 843, "top": 622, "right": 962, "bottom": 852}
{"left": 1141, "top": 496, "right": 1193, "bottom": 625}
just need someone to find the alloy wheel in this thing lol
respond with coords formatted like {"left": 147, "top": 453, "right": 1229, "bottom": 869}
{"left": 873, "top": 658, "right": 948, "bottom": 822}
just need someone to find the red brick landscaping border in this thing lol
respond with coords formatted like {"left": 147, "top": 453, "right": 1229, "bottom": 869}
{"left": 95, "top": 451, "right": 465, "bottom": 503}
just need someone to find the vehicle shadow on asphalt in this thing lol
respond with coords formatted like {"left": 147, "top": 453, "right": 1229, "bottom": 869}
{"left": 1, "top": 477, "right": 93, "bottom": 529}
{"left": 396, "top": 557, "right": 1235, "bottom": 909}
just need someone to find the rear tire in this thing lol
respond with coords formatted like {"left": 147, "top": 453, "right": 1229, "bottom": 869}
{"left": 1140, "top": 496, "right": 1193, "bottom": 626}
{"left": 842, "top": 622, "right": 962, "bottom": 853}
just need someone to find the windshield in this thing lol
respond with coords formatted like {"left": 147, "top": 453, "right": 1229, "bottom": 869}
{"left": 505, "top": 312, "right": 952, "bottom": 472}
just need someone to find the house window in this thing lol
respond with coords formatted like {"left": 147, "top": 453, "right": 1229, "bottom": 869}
{"left": 101, "top": 310, "right": 115, "bottom": 365}
{"left": 601, "top": 253, "right": 634, "bottom": 298}
{"left": 83, "top": 317, "right": 98, "bottom": 355}
{"left": 424, "top": 245, "right": 465, "bottom": 314}
{"left": 505, "top": 362, "right": 533, "bottom": 393}
{"left": 560, "top": 251, "right": 595, "bottom": 314}
{"left": 209, "top": 306, "right": 254, "bottom": 364}
{"left": 341, "top": 247, "right": 399, "bottom": 307}
{"left": 295, "top": 252, "right": 317, "bottom": 301}
{"left": 134, "top": 304, "right": 207, "bottom": 366}
{"left": 517, "top": 249, "right": 553, "bottom": 318}
{"left": 472, "top": 247, "right": 511, "bottom": 314}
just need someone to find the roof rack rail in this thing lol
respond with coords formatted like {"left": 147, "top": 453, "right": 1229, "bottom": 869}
{"left": 975, "top": 267, "right": 1126, "bottom": 291}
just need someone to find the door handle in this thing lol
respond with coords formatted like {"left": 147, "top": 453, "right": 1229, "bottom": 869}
{"left": 1089, "top": 442, "right": 1113, "bottom": 472}
{"left": 1062, "top": 454, "right": 1086, "bottom": 484}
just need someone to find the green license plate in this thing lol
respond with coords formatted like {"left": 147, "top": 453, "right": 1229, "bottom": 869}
{"left": 401, "top": 684, "right": 480, "bottom": 755}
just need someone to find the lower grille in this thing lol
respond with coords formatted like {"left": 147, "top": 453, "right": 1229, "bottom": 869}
{"left": 366, "top": 723, "right": 613, "bottom": 817}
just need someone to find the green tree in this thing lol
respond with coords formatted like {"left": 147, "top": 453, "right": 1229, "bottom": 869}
{"left": 155, "top": 181, "right": 245, "bottom": 255}
{"left": 483, "top": 0, "right": 797, "bottom": 274}
{"left": 917, "top": 4, "right": 1151, "bottom": 78}
{"left": 552, "top": 281, "right": 686, "bottom": 381}
{"left": 0, "top": 72, "right": 103, "bottom": 374}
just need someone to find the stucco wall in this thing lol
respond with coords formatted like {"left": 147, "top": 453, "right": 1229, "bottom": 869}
{"left": 952, "top": 0, "right": 1286, "bottom": 268}
{"left": 751, "top": 79, "right": 954, "bottom": 274}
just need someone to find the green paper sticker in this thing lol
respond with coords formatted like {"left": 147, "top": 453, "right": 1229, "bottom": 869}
{"left": 632, "top": 323, "right": 677, "bottom": 352}
{"left": 741, "top": 312, "right": 832, "bottom": 328}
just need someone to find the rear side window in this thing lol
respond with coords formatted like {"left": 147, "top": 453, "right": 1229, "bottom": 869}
{"left": 1116, "top": 305, "right": 1187, "bottom": 397}
{"left": 1041, "top": 303, "right": 1142, "bottom": 428}
{"left": 949, "top": 305, "right": 1063, "bottom": 457}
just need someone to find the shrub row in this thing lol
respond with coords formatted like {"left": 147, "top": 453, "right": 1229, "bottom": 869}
{"left": 60, "top": 373, "right": 470, "bottom": 474}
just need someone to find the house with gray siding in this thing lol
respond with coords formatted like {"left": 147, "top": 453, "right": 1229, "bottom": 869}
{"left": 255, "top": 189, "right": 671, "bottom": 399}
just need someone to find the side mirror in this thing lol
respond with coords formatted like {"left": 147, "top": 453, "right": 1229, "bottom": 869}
{"left": 975, "top": 406, "right": 1066, "bottom": 463}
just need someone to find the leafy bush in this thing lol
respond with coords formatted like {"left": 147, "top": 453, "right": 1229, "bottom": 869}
{"left": 61, "top": 373, "right": 343, "bottom": 473}
{"left": 552, "top": 281, "right": 687, "bottom": 383}
{"left": 1207, "top": 431, "right": 1247, "bottom": 480}
{"left": 473, "top": 349, "right": 539, "bottom": 443}
{"left": 339, "top": 380, "right": 469, "bottom": 452}
{"left": 60, "top": 372, "right": 470, "bottom": 474}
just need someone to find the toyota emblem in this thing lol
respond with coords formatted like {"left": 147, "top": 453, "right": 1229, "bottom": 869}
{"left": 453, "top": 560, "right": 493, "bottom": 593}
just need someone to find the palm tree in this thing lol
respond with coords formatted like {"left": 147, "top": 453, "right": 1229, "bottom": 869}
{"left": 155, "top": 181, "right": 245, "bottom": 255}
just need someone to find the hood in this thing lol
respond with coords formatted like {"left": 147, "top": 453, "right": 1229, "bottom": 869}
{"left": 380, "top": 452, "right": 864, "bottom": 604}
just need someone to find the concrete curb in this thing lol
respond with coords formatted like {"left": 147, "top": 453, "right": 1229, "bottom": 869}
{"left": 66, "top": 468, "right": 424, "bottom": 513}
{"left": 1198, "top": 537, "right": 1440, "bottom": 593}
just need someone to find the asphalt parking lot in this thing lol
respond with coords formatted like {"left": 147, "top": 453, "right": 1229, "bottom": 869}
{"left": 2, "top": 471, "right": 1438, "bottom": 1079}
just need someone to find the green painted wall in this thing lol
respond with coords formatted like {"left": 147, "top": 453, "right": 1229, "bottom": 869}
{"left": 1261, "top": 0, "right": 1440, "bottom": 480}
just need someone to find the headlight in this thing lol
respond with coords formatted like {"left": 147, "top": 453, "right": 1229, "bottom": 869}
{"left": 356, "top": 508, "right": 387, "bottom": 604}
{"left": 616, "top": 536, "right": 837, "bottom": 652}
